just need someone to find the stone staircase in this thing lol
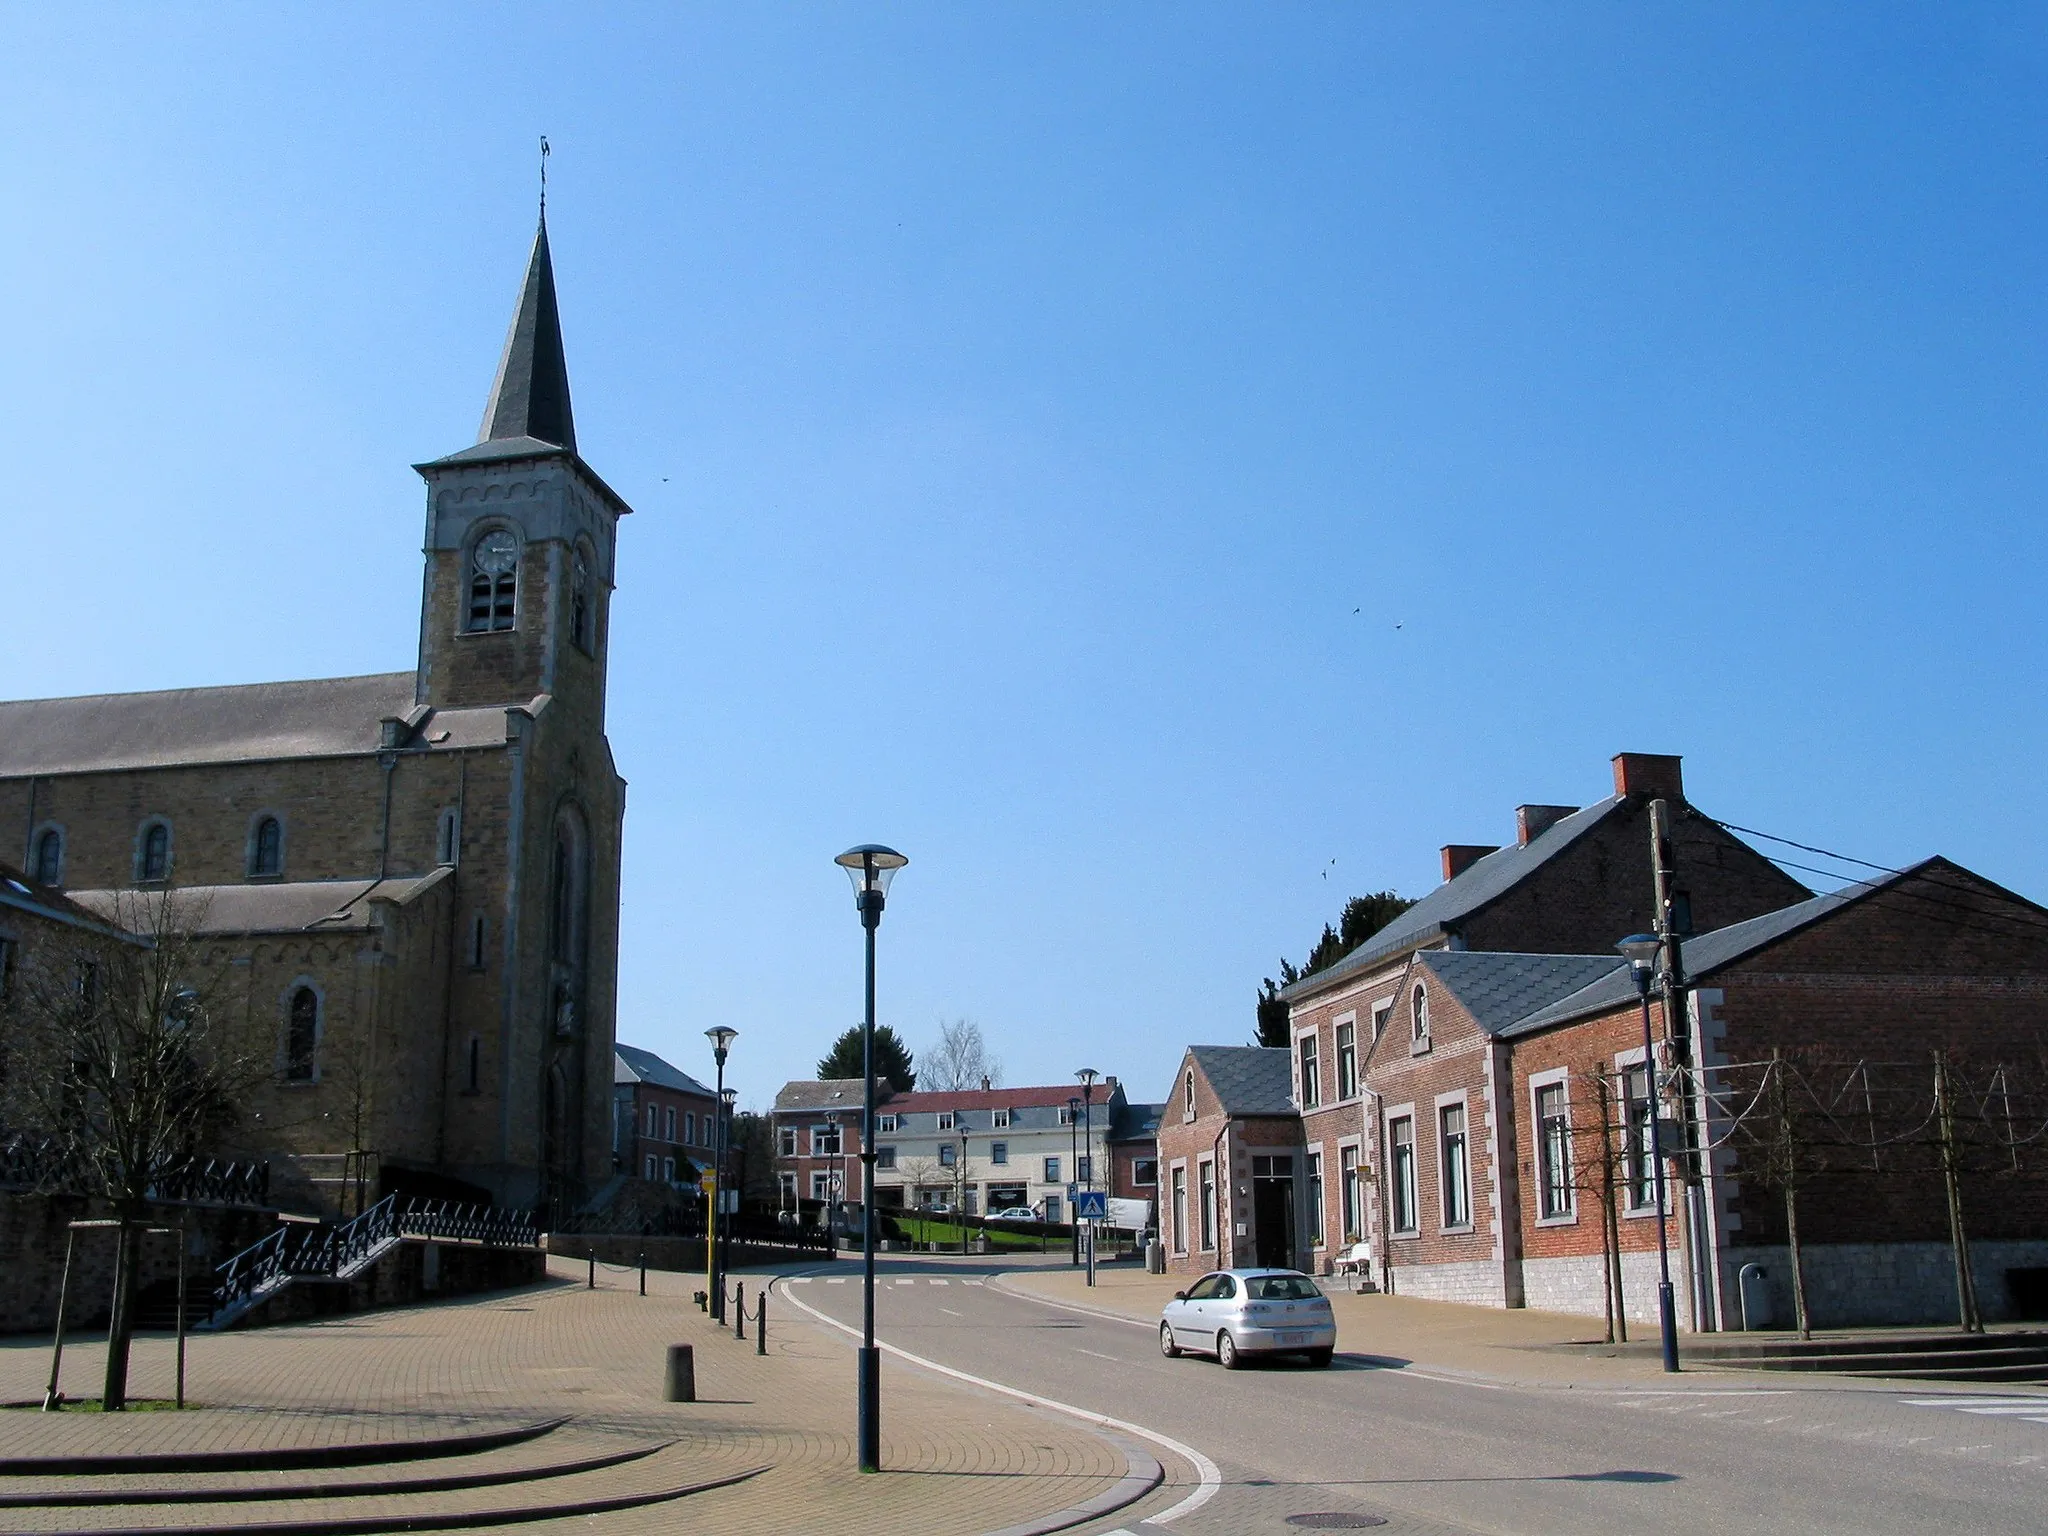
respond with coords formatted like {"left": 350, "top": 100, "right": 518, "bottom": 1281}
{"left": 1692, "top": 1330, "right": 2048, "bottom": 1382}
{"left": 0, "top": 1415, "right": 759, "bottom": 1533}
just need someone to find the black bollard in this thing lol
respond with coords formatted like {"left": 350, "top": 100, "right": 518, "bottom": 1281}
{"left": 756, "top": 1289, "right": 767, "bottom": 1355}
{"left": 664, "top": 1344, "right": 696, "bottom": 1402}
{"left": 639, "top": 1248, "right": 647, "bottom": 1297}
{"left": 588, "top": 1251, "right": 595, "bottom": 1289}
{"left": 734, "top": 1281, "right": 745, "bottom": 1340}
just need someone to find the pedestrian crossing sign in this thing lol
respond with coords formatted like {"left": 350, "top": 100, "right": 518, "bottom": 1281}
{"left": 1074, "top": 1190, "right": 1108, "bottom": 1220}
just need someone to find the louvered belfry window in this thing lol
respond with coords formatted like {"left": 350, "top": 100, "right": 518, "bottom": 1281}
{"left": 467, "top": 530, "right": 519, "bottom": 632}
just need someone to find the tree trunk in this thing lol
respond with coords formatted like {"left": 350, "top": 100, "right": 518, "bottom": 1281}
{"left": 1934, "top": 1054, "right": 1983, "bottom": 1333}
{"left": 1784, "top": 1181, "right": 1811, "bottom": 1340}
{"left": 101, "top": 1222, "right": 138, "bottom": 1411}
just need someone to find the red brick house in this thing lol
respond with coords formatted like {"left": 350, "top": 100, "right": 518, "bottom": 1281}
{"left": 1351, "top": 857, "right": 2048, "bottom": 1329}
{"left": 1283, "top": 751, "right": 1808, "bottom": 1273}
{"left": 612, "top": 1044, "right": 719, "bottom": 1190}
{"left": 1157, "top": 1047, "right": 1302, "bottom": 1276}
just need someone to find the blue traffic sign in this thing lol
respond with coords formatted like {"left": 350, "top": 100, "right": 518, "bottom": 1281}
{"left": 1073, "top": 1190, "right": 1109, "bottom": 1220}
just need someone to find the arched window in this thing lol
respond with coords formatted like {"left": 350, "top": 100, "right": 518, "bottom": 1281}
{"left": 250, "top": 816, "right": 283, "bottom": 877}
{"left": 569, "top": 544, "right": 593, "bottom": 654}
{"left": 436, "top": 807, "right": 460, "bottom": 867}
{"left": 137, "top": 820, "right": 171, "bottom": 884}
{"left": 1411, "top": 983, "right": 1430, "bottom": 1048}
{"left": 284, "top": 986, "right": 319, "bottom": 1081}
{"left": 549, "top": 812, "right": 587, "bottom": 966}
{"left": 1183, "top": 1068, "right": 1196, "bottom": 1120}
{"left": 466, "top": 528, "right": 520, "bottom": 632}
{"left": 31, "top": 828, "right": 62, "bottom": 887}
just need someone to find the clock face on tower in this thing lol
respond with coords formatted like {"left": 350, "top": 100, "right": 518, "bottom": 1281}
{"left": 474, "top": 529, "right": 520, "bottom": 576}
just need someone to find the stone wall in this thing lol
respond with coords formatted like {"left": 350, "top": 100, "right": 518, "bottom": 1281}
{"left": 1388, "top": 1257, "right": 1514, "bottom": 1310}
{"left": 545, "top": 1231, "right": 836, "bottom": 1274}
{"left": 1519, "top": 1249, "right": 1670, "bottom": 1326}
{"left": 1717, "top": 1240, "right": 2048, "bottom": 1329}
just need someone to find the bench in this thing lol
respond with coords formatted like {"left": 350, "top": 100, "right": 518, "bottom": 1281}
{"left": 1331, "top": 1241, "right": 1376, "bottom": 1292}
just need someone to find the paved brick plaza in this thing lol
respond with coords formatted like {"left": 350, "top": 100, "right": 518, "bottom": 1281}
{"left": 0, "top": 1257, "right": 1148, "bottom": 1535}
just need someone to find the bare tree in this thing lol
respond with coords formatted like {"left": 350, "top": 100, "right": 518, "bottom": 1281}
{"left": 0, "top": 888, "right": 264, "bottom": 1408}
{"left": 923, "top": 1018, "right": 1002, "bottom": 1093}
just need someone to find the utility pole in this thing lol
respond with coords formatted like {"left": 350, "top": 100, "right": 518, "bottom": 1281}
{"left": 1649, "top": 797, "right": 1711, "bottom": 1334}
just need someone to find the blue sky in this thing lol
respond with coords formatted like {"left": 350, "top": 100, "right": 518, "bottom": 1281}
{"left": 6, "top": 6, "right": 2047, "bottom": 1108}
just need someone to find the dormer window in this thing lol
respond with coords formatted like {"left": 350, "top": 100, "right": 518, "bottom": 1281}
{"left": 570, "top": 545, "right": 593, "bottom": 653}
{"left": 466, "top": 529, "right": 520, "bottom": 632}
{"left": 137, "top": 820, "right": 171, "bottom": 884}
{"left": 249, "top": 815, "right": 283, "bottom": 878}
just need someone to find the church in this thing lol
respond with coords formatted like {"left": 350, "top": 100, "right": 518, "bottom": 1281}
{"left": 0, "top": 218, "right": 627, "bottom": 1222}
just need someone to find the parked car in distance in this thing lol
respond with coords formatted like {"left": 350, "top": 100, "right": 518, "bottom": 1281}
{"left": 1159, "top": 1269, "right": 1335, "bottom": 1369}
{"left": 988, "top": 1206, "right": 1037, "bottom": 1221}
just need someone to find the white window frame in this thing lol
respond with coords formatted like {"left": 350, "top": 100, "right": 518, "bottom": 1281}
{"left": 1044, "top": 1155, "right": 1061, "bottom": 1184}
{"left": 1170, "top": 1161, "right": 1189, "bottom": 1254}
{"left": 992, "top": 1107, "right": 1011, "bottom": 1128}
{"left": 1198, "top": 1158, "right": 1217, "bottom": 1251}
{"left": 1531, "top": 1068, "right": 1576, "bottom": 1225}
{"left": 1296, "top": 1026, "right": 1320, "bottom": 1110}
{"left": 1305, "top": 1147, "right": 1325, "bottom": 1248}
{"left": 1615, "top": 1046, "right": 1659, "bottom": 1216}
{"left": 937, "top": 1111, "right": 956, "bottom": 1132}
{"left": 778, "top": 1126, "right": 797, "bottom": 1157}
{"left": 1337, "top": 1137, "right": 1363, "bottom": 1245}
{"left": 1371, "top": 998, "right": 1393, "bottom": 1042}
{"left": 877, "top": 1113, "right": 898, "bottom": 1133}
{"left": 1334, "top": 1012, "right": 1358, "bottom": 1101}
{"left": 1436, "top": 1090, "right": 1472, "bottom": 1234}
{"left": 1385, "top": 1104, "right": 1418, "bottom": 1236}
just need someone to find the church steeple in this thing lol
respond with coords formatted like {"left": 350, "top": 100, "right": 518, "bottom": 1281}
{"left": 478, "top": 218, "right": 575, "bottom": 452}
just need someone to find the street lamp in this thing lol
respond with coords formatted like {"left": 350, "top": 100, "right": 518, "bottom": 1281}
{"left": 704, "top": 1027, "right": 737, "bottom": 1322}
{"left": 1076, "top": 1068, "right": 1100, "bottom": 1286}
{"left": 1067, "top": 1096, "right": 1082, "bottom": 1268}
{"left": 1619, "top": 934, "right": 1680, "bottom": 1373}
{"left": 957, "top": 1126, "right": 970, "bottom": 1256}
{"left": 836, "top": 842, "right": 908, "bottom": 1475}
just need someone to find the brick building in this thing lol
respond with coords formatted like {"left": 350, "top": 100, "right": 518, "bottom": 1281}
{"left": 1108, "top": 1098, "right": 1164, "bottom": 1206}
{"left": 1281, "top": 751, "right": 1808, "bottom": 1274}
{"left": 1157, "top": 1046, "right": 1302, "bottom": 1275}
{"left": 612, "top": 1044, "right": 718, "bottom": 1189}
{"left": 0, "top": 217, "right": 630, "bottom": 1220}
{"left": 770, "top": 1078, "right": 873, "bottom": 1215}
{"left": 1349, "top": 857, "right": 2048, "bottom": 1329}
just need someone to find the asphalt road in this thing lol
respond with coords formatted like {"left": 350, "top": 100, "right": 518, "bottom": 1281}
{"left": 775, "top": 1254, "right": 2048, "bottom": 1536}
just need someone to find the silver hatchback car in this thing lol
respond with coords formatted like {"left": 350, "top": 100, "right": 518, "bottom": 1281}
{"left": 1159, "top": 1268, "right": 1336, "bottom": 1368}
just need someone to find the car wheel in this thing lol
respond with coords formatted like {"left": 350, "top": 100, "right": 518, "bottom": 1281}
{"left": 1160, "top": 1322, "right": 1181, "bottom": 1358}
{"left": 1305, "top": 1347, "right": 1334, "bottom": 1368}
{"left": 1217, "top": 1331, "right": 1241, "bottom": 1370}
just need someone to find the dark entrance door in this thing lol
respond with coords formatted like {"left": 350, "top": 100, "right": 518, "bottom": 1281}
{"left": 1252, "top": 1154, "right": 1296, "bottom": 1269}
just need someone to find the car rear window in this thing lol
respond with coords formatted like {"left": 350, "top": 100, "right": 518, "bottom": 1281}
{"left": 1248, "top": 1275, "right": 1322, "bottom": 1301}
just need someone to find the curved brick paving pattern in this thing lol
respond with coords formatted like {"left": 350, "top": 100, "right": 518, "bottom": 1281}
{"left": 0, "top": 1258, "right": 1155, "bottom": 1536}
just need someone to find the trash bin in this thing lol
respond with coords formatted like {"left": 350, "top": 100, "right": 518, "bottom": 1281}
{"left": 1146, "top": 1236, "right": 1165, "bottom": 1274}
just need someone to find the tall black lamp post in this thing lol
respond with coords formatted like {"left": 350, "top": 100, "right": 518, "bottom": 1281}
{"left": 836, "top": 843, "right": 908, "bottom": 1475}
{"left": 1076, "top": 1068, "right": 1100, "bottom": 1286}
{"left": 1066, "top": 1096, "right": 1082, "bottom": 1267}
{"left": 1619, "top": 934, "right": 1680, "bottom": 1372}
{"left": 704, "top": 1027, "right": 738, "bottom": 1322}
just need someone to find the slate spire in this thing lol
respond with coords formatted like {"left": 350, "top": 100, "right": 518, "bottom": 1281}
{"left": 478, "top": 216, "right": 575, "bottom": 452}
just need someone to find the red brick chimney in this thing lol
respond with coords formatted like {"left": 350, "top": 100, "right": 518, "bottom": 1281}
{"left": 1611, "top": 752, "right": 1684, "bottom": 802}
{"left": 1515, "top": 805, "right": 1578, "bottom": 846}
{"left": 1441, "top": 844, "right": 1499, "bottom": 882}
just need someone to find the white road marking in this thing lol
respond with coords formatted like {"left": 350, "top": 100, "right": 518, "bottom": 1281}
{"left": 791, "top": 1277, "right": 812, "bottom": 1284}
{"left": 1077, "top": 1348, "right": 1121, "bottom": 1361}
{"left": 775, "top": 1274, "right": 1222, "bottom": 1526}
{"left": 941, "top": 1308, "right": 963, "bottom": 1317}
{"left": 826, "top": 1277, "right": 846, "bottom": 1284}
{"left": 930, "top": 1278, "right": 950, "bottom": 1285}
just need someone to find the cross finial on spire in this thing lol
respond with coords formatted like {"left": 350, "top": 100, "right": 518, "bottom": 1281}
{"left": 539, "top": 135, "right": 550, "bottom": 219}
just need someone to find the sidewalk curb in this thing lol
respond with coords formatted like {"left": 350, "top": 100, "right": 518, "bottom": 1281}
{"left": 975, "top": 1436, "right": 1161, "bottom": 1536}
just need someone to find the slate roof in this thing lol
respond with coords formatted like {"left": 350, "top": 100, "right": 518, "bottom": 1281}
{"left": 0, "top": 862, "right": 148, "bottom": 942}
{"left": 1110, "top": 1101, "right": 1165, "bottom": 1142}
{"left": 884, "top": 1085, "right": 1116, "bottom": 1114}
{"left": 66, "top": 872, "right": 446, "bottom": 937}
{"left": 1189, "top": 1046, "right": 1296, "bottom": 1117}
{"left": 1412, "top": 950, "right": 1628, "bottom": 1037}
{"left": 477, "top": 217, "right": 575, "bottom": 453}
{"left": 0, "top": 676, "right": 534, "bottom": 778}
{"left": 614, "top": 1043, "right": 715, "bottom": 1097}
{"left": 773, "top": 1077, "right": 887, "bottom": 1114}
{"left": 1283, "top": 797, "right": 1625, "bottom": 1001}
{"left": 1501, "top": 869, "right": 1931, "bottom": 1037}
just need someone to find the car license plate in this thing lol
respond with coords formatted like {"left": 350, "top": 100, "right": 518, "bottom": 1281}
{"left": 1277, "top": 1331, "right": 1309, "bottom": 1346}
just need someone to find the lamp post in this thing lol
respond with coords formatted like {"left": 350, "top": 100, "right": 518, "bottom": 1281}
{"left": 824, "top": 1110, "right": 843, "bottom": 1239}
{"left": 836, "top": 843, "right": 908, "bottom": 1475}
{"left": 957, "top": 1127, "right": 970, "bottom": 1256}
{"left": 1076, "top": 1068, "right": 1100, "bottom": 1286}
{"left": 1619, "top": 934, "right": 1680, "bottom": 1373}
{"left": 1067, "top": 1096, "right": 1082, "bottom": 1267}
{"left": 704, "top": 1028, "right": 738, "bottom": 1322}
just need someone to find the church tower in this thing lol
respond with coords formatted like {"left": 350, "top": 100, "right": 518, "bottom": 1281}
{"left": 412, "top": 217, "right": 633, "bottom": 713}
{"left": 409, "top": 217, "right": 632, "bottom": 1218}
